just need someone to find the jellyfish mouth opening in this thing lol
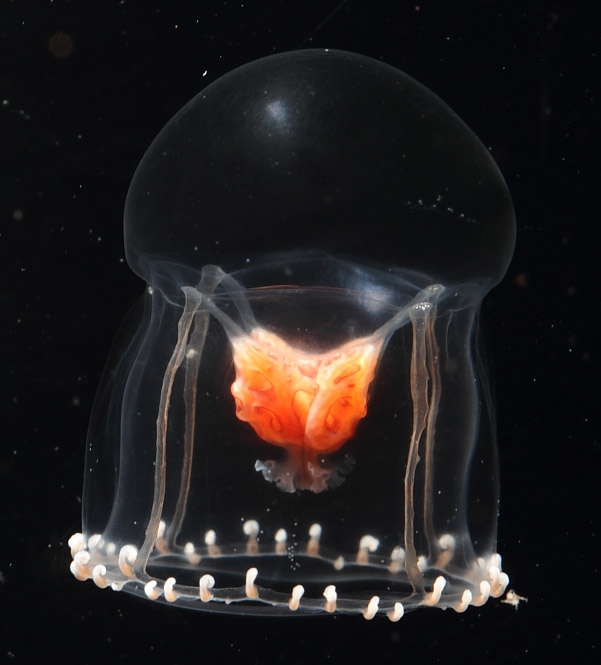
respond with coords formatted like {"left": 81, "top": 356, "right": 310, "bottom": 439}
{"left": 255, "top": 450, "right": 355, "bottom": 493}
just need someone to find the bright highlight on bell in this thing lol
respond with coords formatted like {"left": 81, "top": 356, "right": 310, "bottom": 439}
{"left": 69, "top": 49, "right": 516, "bottom": 618}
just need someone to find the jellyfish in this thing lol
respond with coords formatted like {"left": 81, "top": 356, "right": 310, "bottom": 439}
{"left": 69, "top": 49, "right": 515, "bottom": 618}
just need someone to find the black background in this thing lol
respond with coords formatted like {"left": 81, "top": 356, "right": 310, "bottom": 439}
{"left": 1, "top": 1, "right": 597, "bottom": 663}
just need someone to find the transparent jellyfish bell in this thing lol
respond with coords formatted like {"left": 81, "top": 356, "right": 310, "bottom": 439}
{"left": 70, "top": 49, "right": 515, "bottom": 618}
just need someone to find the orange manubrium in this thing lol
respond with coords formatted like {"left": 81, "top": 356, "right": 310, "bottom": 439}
{"left": 230, "top": 328, "right": 384, "bottom": 455}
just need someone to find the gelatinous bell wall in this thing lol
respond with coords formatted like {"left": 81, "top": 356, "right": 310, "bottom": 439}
{"left": 70, "top": 49, "right": 515, "bottom": 618}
